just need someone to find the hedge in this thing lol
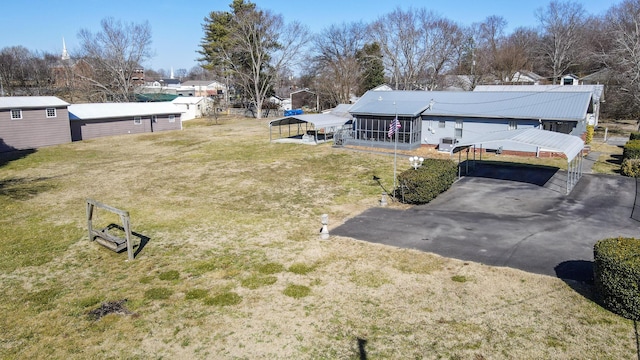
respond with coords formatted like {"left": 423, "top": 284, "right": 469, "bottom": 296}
{"left": 630, "top": 132, "right": 640, "bottom": 141}
{"left": 396, "top": 158, "right": 458, "bottom": 204}
{"left": 621, "top": 158, "right": 640, "bottom": 177}
{"left": 593, "top": 237, "right": 640, "bottom": 320}
{"left": 623, "top": 140, "right": 640, "bottom": 160}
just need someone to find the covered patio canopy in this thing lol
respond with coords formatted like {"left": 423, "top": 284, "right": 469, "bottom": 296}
{"left": 452, "top": 128, "right": 585, "bottom": 194}
{"left": 269, "top": 112, "right": 351, "bottom": 144}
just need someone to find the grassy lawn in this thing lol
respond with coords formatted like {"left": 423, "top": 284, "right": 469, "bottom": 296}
{"left": 0, "top": 116, "right": 635, "bottom": 359}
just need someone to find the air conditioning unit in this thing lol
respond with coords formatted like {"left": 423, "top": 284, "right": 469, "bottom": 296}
{"left": 438, "top": 137, "right": 457, "bottom": 152}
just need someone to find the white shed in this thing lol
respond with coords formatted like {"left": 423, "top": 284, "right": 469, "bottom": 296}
{"left": 171, "top": 97, "right": 208, "bottom": 121}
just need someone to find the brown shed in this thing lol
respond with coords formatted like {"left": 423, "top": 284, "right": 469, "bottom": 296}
{"left": 0, "top": 96, "right": 71, "bottom": 152}
{"left": 69, "top": 102, "right": 183, "bottom": 141}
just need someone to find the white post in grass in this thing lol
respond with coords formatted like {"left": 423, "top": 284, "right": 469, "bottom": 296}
{"left": 320, "top": 214, "right": 329, "bottom": 240}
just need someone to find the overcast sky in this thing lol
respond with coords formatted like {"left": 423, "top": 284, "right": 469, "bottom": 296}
{"left": 0, "top": 0, "right": 615, "bottom": 73}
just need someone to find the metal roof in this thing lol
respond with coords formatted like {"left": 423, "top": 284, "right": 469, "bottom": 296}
{"left": 454, "top": 128, "right": 585, "bottom": 162}
{"left": 474, "top": 84, "right": 604, "bottom": 102}
{"left": 270, "top": 105, "right": 352, "bottom": 129}
{"left": 349, "top": 90, "right": 592, "bottom": 121}
{"left": 0, "top": 96, "right": 69, "bottom": 109}
{"left": 68, "top": 102, "right": 184, "bottom": 120}
{"left": 171, "top": 96, "right": 206, "bottom": 105}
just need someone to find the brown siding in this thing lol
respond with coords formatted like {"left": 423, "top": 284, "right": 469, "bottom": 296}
{"left": 71, "top": 113, "right": 182, "bottom": 141}
{"left": 0, "top": 107, "right": 71, "bottom": 152}
{"left": 152, "top": 113, "right": 182, "bottom": 132}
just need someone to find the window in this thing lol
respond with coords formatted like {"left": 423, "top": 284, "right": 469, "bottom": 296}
{"left": 508, "top": 120, "right": 517, "bottom": 130}
{"left": 11, "top": 109, "right": 22, "bottom": 120}
{"left": 168, "top": 115, "right": 176, "bottom": 123}
{"left": 455, "top": 119, "right": 463, "bottom": 138}
{"left": 46, "top": 108, "right": 56, "bottom": 118}
{"left": 438, "top": 120, "right": 445, "bottom": 128}
{"left": 134, "top": 116, "right": 142, "bottom": 125}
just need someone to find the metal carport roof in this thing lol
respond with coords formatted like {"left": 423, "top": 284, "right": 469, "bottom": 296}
{"left": 453, "top": 128, "right": 584, "bottom": 161}
{"left": 452, "top": 128, "right": 585, "bottom": 194}
{"left": 268, "top": 113, "right": 351, "bottom": 129}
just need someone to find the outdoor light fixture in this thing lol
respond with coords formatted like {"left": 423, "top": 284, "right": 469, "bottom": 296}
{"left": 409, "top": 156, "right": 424, "bottom": 170}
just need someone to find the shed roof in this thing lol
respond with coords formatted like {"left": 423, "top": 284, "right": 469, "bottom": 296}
{"left": 0, "top": 96, "right": 69, "bottom": 109}
{"left": 454, "top": 128, "right": 584, "bottom": 162}
{"left": 350, "top": 90, "right": 592, "bottom": 121}
{"left": 69, "top": 102, "right": 184, "bottom": 120}
{"left": 171, "top": 96, "right": 206, "bottom": 105}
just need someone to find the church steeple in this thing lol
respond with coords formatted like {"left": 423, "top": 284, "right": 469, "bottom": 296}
{"left": 61, "top": 37, "right": 70, "bottom": 61}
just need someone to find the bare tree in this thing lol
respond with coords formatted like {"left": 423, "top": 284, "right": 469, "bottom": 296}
{"left": 0, "top": 46, "right": 56, "bottom": 96}
{"left": 77, "top": 17, "right": 153, "bottom": 102}
{"left": 311, "top": 22, "right": 368, "bottom": 105}
{"left": 370, "top": 8, "right": 463, "bottom": 90}
{"left": 421, "top": 17, "right": 464, "bottom": 90}
{"left": 536, "top": 1, "right": 587, "bottom": 84}
{"left": 600, "top": 0, "right": 640, "bottom": 117}
{"left": 199, "top": 0, "right": 310, "bottom": 118}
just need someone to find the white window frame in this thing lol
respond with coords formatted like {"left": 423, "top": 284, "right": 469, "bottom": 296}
{"left": 508, "top": 120, "right": 517, "bottom": 131}
{"left": 454, "top": 119, "right": 463, "bottom": 138}
{"left": 134, "top": 116, "right": 142, "bottom": 125}
{"left": 46, "top": 108, "right": 56, "bottom": 118}
{"left": 168, "top": 115, "right": 176, "bottom": 123}
{"left": 11, "top": 109, "right": 22, "bottom": 120}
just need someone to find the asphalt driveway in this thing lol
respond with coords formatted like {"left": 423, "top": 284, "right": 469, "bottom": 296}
{"left": 333, "top": 164, "right": 640, "bottom": 281}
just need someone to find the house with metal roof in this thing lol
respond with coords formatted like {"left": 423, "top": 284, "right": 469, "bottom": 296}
{"left": 0, "top": 96, "right": 71, "bottom": 152}
{"left": 68, "top": 102, "right": 183, "bottom": 141}
{"left": 473, "top": 84, "right": 604, "bottom": 126}
{"left": 345, "top": 90, "right": 594, "bottom": 155}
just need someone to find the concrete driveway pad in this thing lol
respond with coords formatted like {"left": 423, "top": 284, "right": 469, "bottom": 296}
{"left": 333, "top": 167, "right": 639, "bottom": 281}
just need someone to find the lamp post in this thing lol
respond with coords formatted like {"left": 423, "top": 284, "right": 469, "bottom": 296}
{"left": 409, "top": 156, "right": 424, "bottom": 170}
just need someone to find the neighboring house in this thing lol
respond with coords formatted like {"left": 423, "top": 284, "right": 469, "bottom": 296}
{"left": 0, "top": 96, "right": 71, "bottom": 152}
{"left": 69, "top": 102, "right": 183, "bottom": 141}
{"left": 474, "top": 84, "right": 604, "bottom": 126}
{"left": 179, "top": 80, "right": 226, "bottom": 98}
{"left": 290, "top": 89, "right": 318, "bottom": 111}
{"left": 561, "top": 74, "right": 580, "bottom": 86}
{"left": 508, "top": 71, "right": 545, "bottom": 85}
{"left": 171, "top": 97, "right": 209, "bottom": 120}
{"left": 345, "top": 90, "right": 594, "bottom": 155}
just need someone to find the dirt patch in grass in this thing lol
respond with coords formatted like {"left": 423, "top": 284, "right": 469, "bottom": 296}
{"left": 0, "top": 116, "right": 636, "bottom": 359}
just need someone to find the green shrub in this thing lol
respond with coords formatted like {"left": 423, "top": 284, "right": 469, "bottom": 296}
{"left": 396, "top": 158, "right": 458, "bottom": 204}
{"left": 593, "top": 237, "right": 640, "bottom": 320}
{"left": 585, "top": 125, "right": 594, "bottom": 145}
{"left": 630, "top": 132, "right": 640, "bottom": 141}
{"left": 621, "top": 158, "right": 640, "bottom": 177}
{"left": 623, "top": 140, "right": 640, "bottom": 160}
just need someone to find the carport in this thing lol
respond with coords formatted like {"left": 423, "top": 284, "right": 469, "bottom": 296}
{"left": 269, "top": 112, "right": 351, "bottom": 144}
{"left": 452, "top": 128, "right": 585, "bottom": 194}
